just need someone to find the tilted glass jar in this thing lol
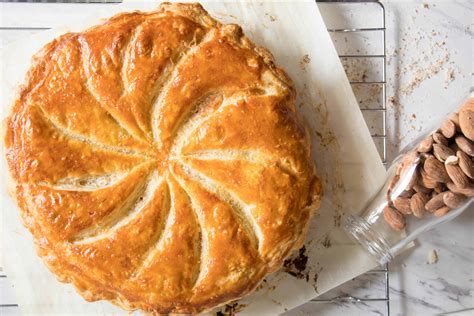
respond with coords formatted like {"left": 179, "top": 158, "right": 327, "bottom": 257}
{"left": 345, "top": 97, "right": 474, "bottom": 264}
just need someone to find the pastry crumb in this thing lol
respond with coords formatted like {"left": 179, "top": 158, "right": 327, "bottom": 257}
{"left": 427, "top": 249, "right": 438, "bottom": 264}
{"left": 444, "top": 68, "right": 455, "bottom": 87}
{"left": 322, "top": 234, "right": 331, "bottom": 248}
{"left": 302, "top": 54, "right": 311, "bottom": 64}
{"left": 265, "top": 13, "right": 277, "bottom": 22}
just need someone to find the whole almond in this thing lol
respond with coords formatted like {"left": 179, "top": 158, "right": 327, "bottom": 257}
{"left": 433, "top": 143, "right": 455, "bottom": 162}
{"left": 413, "top": 182, "right": 432, "bottom": 194}
{"left": 425, "top": 192, "right": 446, "bottom": 212}
{"left": 443, "top": 191, "right": 467, "bottom": 208}
{"left": 393, "top": 197, "right": 412, "bottom": 215}
{"left": 459, "top": 98, "right": 474, "bottom": 141}
{"left": 445, "top": 163, "right": 470, "bottom": 188}
{"left": 441, "top": 119, "right": 456, "bottom": 138}
{"left": 419, "top": 167, "right": 439, "bottom": 189}
{"left": 399, "top": 189, "right": 416, "bottom": 198}
{"left": 410, "top": 192, "right": 429, "bottom": 218}
{"left": 418, "top": 137, "right": 433, "bottom": 153}
{"left": 383, "top": 206, "right": 406, "bottom": 231}
{"left": 387, "top": 173, "right": 400, "bottom": 195}
{"left": 433, "top": 132, "right": 448, "bottom": 146}
{"left": 455, "top": 135, "right": 474, "bottom": 156}
{"left": 424, "top": 156, "right": 450, "bottom": 183}
{"left": 457, "top": 150, "right": 474, "bottom": 179}
{"left": 433, "top": 206, "right": 451, "bottom": 217}
{"left": 397, "top": 153, "right": 419, "bottom": 190}
{"left": 446, "top": 182, "right": 474, "bottom": 197}
{"left": 449, "top": 112, "right": 460, "bottom": 129}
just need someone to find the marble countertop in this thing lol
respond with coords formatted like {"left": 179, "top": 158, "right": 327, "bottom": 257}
{"left": 0, "top": 1, "right": 472, "bottom": 315}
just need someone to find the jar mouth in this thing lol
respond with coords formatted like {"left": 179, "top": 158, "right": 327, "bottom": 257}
{"left": 345, "top": 215, "right": 393, "bottom": 264}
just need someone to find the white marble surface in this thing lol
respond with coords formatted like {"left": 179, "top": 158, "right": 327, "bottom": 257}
{"left": 0, "top": 1, "right": 472, "bottom": 315}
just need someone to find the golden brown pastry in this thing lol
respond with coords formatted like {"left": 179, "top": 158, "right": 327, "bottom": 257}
{"left": 3, "top": 2, "right": 321, "bottom": 314}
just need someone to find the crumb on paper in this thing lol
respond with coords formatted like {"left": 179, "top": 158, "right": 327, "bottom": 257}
{"left": 312, "top": 267, "right": 323, "bottom": 293}
{"left": 216, "top": 302, "right": 247, "bottom": 316}
{"left": 265, "top": 12, "right": 276, "bottom": 22}
{"left": 427, "top": 249, "right": 438, "bottom": 264}
{"left": 411, "top": 113, "right": 417, "bottom": 120}
{"left": 283, "top": 246, "right": 309, "bottom": 280}
{"left": 322, "top": 234, "right": 331, "bottom": 248}
{"left": 333, "top": 213, "right": 342, "bottom": 227}
{"left": 299, "top": 54, "right": 311, "bottom": 72}
{"left": 302, "top": 54, "right": 311, "bottom": 64}
{"left": 313, "top": 273, "right": 319, "bottom": 293}
{"left": 422, "top": 3, "right": 429, "bottom": 9}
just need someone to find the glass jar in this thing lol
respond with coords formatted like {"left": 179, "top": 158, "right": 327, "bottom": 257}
{"left": 345, "top": 97, "right": 474, "bottom": 264}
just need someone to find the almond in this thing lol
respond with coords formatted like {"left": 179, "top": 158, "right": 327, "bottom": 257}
{"left": 457, "top": 150, "right": 474, "bottom": 179}
{"left": 397, "top": 153, "right": 419, "bottom": 190}
{"left": 441, "top": 119, "right": 456, "bottom": 138}
{"left": 433, "top": 183, "right": 445, "bottom": 194}
{"left": 383, "top": 206, "right": 406, "bottom": 231}
{"left": 449, "top": 112, "right": 460, "bottom": 129}
{"left": 433, "top": 206, "right": 451, "bottom": 217}
{"left": 459, "top": 98, "right": 474, "bottom": 141}
{"left": 446, "top": 182, "right": 474, "bottom": 197}
{"left": 393, "top": 197, "right": 412, "bottom": 215}
{"left": 417, "top": 137, "right": 433, "bottom": 153}
{"left": 386, "top": 173, "right": 401, "bottom": 201}
{"left": 443, "top": 191, "right": 467, "bottom": 208}
{"left": 410, "top": 192, "right": 429, "bottom": 218}
{"left": 455, "top": 135, "right": 474, "bottom": 156}
{"left": 445, "top": 155, "right": 459, "bottom": 165}
{"left": 425, "top": 192, "right": 446, "bottom": 212}
{"left": 424, "top": 156, "right": 450, "bottom": 183}
{"left": 399, "top": 189, "right": 416, "bottom": 198}
{"left": 433, "top": 143, "right": 455, "bottom": 162}
{"left": 419, "top": 167, "right": 439, "bottom": 189}
{"left": 445, "top": 163, "right": 470, "bottom": 188}
{"left": 433, "top": 132, "right": 448, "bottom": 146}
{"left": 413, "top": 183, "right": 432, "bottom": 194}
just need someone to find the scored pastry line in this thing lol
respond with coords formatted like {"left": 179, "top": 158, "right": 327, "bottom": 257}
{"left": 70, "top": 165, "right": 157, "bottom": 244}
{"left": 37, "top": 171, "right": 129, "bottom": 192}
{"left": 151, "top": 29, "right": 216, "bottom": 143}
{"left": 119, "top": 21, "right": 154, "bottom": 138}
{"left": 169, "top": 92, "right": 223, "bottom": 156}
{"left": 36, "top": 105, "right": 154, "bottom": 159}
{"left": 170, "top": 172, "right": 208, "bottom": 289}
{"left": 120, "top": 23, "right": 141, "bottom": 97}
{"left": 132, "top": 178, "right": 174, "bottom": 276}
{"left": 175, "top": 160, "right": 262, "bottom": 253}
{"left": 182, "top": 149, "right": 299, "bottom": 177}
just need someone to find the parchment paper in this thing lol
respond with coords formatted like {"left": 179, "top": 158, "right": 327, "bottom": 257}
{"left": 0, "top": 1, "right": 387, "bottom": 314}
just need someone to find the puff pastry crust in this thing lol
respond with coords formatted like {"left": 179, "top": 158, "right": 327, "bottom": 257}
{"left": 4, "top": 2, "right": 321, "bottom": 314}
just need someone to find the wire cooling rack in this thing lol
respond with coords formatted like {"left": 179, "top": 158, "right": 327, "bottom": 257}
{"left": 0, "top": 1, "right": 391, "bottom": 315}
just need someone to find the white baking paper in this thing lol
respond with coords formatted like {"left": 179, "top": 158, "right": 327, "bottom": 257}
{"left": 0, "top": 1, "right": 387, "bottom": 314}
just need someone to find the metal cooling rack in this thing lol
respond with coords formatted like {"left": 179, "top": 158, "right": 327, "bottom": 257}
{"left": 0, "top": 0, "right": 391, "bottom": 315}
